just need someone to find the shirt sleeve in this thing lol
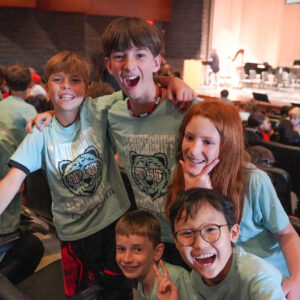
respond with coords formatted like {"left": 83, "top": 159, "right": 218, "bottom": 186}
{"left": 8, "top": 127, "right": 44, "bottom": 174}
{"left": 249, "top": 168, "right": 290, "bottom": 233}
{"left": 250, "top": 275, "right": 286, "bottom": 300}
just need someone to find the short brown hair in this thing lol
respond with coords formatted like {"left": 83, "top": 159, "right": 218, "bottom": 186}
{"left": 101, "top": 17, "right": 164, "bottom": 58}
{"left": 115, "top": 210, "right": 161, "bottom": 248}
{"left": 44, "top": 51, "right": 89, "bottom": 88}
{"left": 5, "top": 63, "right": 31, "bottom": 91}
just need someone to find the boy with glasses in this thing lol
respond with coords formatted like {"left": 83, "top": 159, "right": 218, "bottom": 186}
{"left": 167, "top": 188, "right": 286, "bottom": 300}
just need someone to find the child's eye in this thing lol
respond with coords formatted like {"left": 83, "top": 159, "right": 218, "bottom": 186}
{"left": 203, "top": 139, "right": 215, "bottom": 145}
{"left": 116, "top": 246, "right": 125, "bottom": 252}
{"left": 135, "top": 247, "right": 142, "bottom": 253}
{"left": 137, "top": 53, "right": 145, "bottom": 58}
{"left": 180, "top": 230, "right": 193, "bottom": 237}
{"left": 113, "top": 54, "right": 124, "bottom": 61}
{"left": 184, "top": 134, "right": 193, "bottom": 141}
{"left": 71, "top": 77, "right": 82, "bottom": 83}
{"left": 52, "top": 77, "right": 61, "bottom": 83}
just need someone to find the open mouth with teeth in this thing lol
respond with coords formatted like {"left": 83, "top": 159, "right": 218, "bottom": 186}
{"left": 121, "top": 265, "right": 139, "bottom": 273}
{"left": 187, "top": 156, "right": 206, "bottom": 165}
{"left": 59, "top": 94, "right": 75, "bottom": 101}
{"left": 195, "top": 253, "right": 216, "bottom": 266}
{"left": 124, "top": 76, "right": 140, "bottom": 88}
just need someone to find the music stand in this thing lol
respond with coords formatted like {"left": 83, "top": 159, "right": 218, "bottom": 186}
{"left": 253, "top": 92, "right": 270, "bottom": 103}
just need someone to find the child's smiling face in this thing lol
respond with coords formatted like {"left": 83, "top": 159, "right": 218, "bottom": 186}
{"left": 116, "top": 234, "right": 163, "bottom": 282}
{"left": 47, "top": 72, "right": 86, "bottom": 115}
{"left": 105, "top": 43, "right": 161, "bottom": 103}
{"left": 182, "top": 115, "right": 220, "bottom": 176}
{"left": 173, "top": 202, "right": 239, "bottom": 286}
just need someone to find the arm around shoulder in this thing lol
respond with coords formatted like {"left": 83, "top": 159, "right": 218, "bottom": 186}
{"left": 0, "top": 167, "right": 27, "bottom": 214}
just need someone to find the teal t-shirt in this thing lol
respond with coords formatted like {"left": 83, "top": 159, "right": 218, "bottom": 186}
{"left": 0, "top": 95, "right": 37, "bottom": 234}
{"left": 9, "top": 95, "right": 130, "bottom": 241}
{"left": 190, "top": 245, "right": 285, "bottom": 300}
{"left": 137, "top": 262, "right": 196, "bottom": 300}
{"left": 237, "top": 163, "right": 290, "bottom": 276}
{"left": 108, "top": 97, "right": 200, "bottom": 243}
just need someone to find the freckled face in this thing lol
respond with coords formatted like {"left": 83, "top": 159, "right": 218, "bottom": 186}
{"left": 47, "top": 72, "right": 86, "bottom": 114}
{"left": 182, "top": 116, "right": 220, "bottom": 176}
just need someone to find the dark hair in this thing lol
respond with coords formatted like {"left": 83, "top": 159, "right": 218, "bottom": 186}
{"left": 44, "top": 51, "right": 89, "bottom": 88}
{"left": 115, "top": 210, "right": 161, "bottom": 248}
{"left": 87, "top": 81, "right": 114, "bottom": 98}
{"left": 247, "top": 112, "right": 265, "bottom": 128}
{"left": 220, "top": 89, "right": 229, "bottom": 98}
{"left": 0, "top": 66, "right": 5, "bottom": 86}
{"left": 25, "top": 94, "right": 52, "bottom": 113}
{"left": 5, "top": 63, "right": 31, "bottom": 91}
{"left": 169, "top": 188, "right": 235, "bottom": 233}
{"left": 101, "top": 17, "right": 164, "bottom": 58}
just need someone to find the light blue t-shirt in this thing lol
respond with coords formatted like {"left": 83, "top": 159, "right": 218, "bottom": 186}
{"left": 137, "top": 262, "right": 196, "bottom": 300}
{"left": 190, "top": 245, "right": 285, "bottom": 300}
{"left": 0, "top": 95, "right": 37, "bottom": 235}
{"left": 9, "top": 95, "right": 130, "bottom": 241}
{"left": 108, "top": 97, "right": 200, "bottom": 243}
{"left": 237, "top": 163, "right": 290, "bottom": 276}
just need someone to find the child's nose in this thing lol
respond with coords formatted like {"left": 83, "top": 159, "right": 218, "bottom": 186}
{"left": 124, "top": 56, "right": 135, "bottom": 71}
{"left": 193, "top": 231, "right": 208, "bottom": 249}
{"left": 61, "top": 79, "right": 71, "bottom": 89}
{"left": 124, "top": 251, "right": 133, "bottom": 262}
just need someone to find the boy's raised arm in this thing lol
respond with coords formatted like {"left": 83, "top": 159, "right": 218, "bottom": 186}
{"left": 26, "top": 110, "right": 55, "bottom": 133}
{"left": 155, "top": 76, "right": 197, "bottom": 111}
{"left": 0, "top": 168, "right": 26, "bottom": 215}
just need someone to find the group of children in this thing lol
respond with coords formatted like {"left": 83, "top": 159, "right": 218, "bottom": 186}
{"left": 0, "top": 16, "right": 300, "bottom": 299}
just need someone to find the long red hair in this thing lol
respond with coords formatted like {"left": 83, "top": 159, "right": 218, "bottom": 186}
{"left": 166, "top": 101, "right": 249, "bottom": 224}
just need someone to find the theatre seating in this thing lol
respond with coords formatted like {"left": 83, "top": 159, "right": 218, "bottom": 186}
{"left": 24, "top": 169, "right": 53, "bottom": 224}
{"left": 290, "top": 216, "right": 300, "bottom": 236}
{"left": 258, "top": 141, "right": 300, "bottom": 206}
{"left": 265, "top": 167, "right": 292, "bottom": 215}
{"left": 0, "top": 274, "right": 30, "bottom": 300}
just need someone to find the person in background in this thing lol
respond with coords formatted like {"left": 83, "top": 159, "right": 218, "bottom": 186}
{"left": 219, "top": 89, "right": 233, "bottom": 105}
{"left": 289, "top": 107, "right": 300, "bottom": 134}
{"left": 0, "top": 63, "right": 43, "bottom": 284}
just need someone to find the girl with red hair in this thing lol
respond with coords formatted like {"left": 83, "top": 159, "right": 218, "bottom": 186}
{"left": 167, "top": 101, "right": 300, "bottom": 299}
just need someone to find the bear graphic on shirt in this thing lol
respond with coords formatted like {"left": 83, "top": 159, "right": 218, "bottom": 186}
{"left": 130, "top": 151, "right": 170, "bottom": 200}
{"left": 58, "top": 146, "right": 103, "bottom": 196}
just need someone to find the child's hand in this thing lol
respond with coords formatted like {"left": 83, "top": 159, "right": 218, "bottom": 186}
{"left": 180, "top": 158, "right": 219, "bottom": 190}
{"left": 282, "top": 277, "right": 300, "bottom": 300}
{"left": 26, "top": 110, "right": 54, "bottom": 133}
{"left": 154, "top": 260, "right": 178, "bottom": 300}
{"left": 166, "top": 77, "right": 197, "bottom": 111}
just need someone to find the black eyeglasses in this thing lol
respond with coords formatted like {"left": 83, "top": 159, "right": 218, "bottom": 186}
{"left": 174, "top": 224, "right": 228, "bottom": 247}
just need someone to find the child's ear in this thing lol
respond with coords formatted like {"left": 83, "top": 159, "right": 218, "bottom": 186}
{"left": 153, "top": 54, "right": 161, "bottom": 73}
{"left": 105, "top": 57, "right": 113, "bottom": 75}
{"left": 229, "top": 224, "right": 240, "bottom": 243}
{"left": 154, "top": 243, "right": 165, "bottom": 262}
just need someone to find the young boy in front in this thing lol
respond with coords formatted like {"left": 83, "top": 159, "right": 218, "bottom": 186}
{"left": 0, "top": 51, "right": 132, "bottom": 298}
{"left": 115, "top": 210, "right": 193, "bottom": 300}
{"left": 168, "top": 188, "right": 286, "bottom": 300}
{"left": 103, "top": 17, "right": 200, "bottom": 267}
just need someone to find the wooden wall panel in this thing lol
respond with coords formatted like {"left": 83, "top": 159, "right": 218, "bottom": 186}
{"left": 33, "top": 0, "right": 172, "bottom": 21}
{"left": 36, "top": 0, "right": 88, "bottom": 13}
{"left": 88, "top": 0, "right": 172, "bottom": 21}
{"left": 0, "top": 0, "right": 36, "bottom": 8}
